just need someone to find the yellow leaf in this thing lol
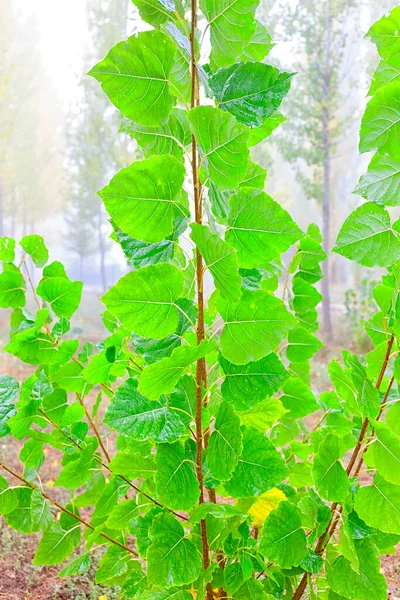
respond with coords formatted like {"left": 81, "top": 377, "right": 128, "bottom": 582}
{"left": 98, "top": 596, "right": 108, "bottom": 600}
{"left": 248, "top": 488, "right": 286, "bottom": 526}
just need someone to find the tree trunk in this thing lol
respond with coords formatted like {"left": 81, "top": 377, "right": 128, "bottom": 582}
{"left": 321, "top": 0, "right": 333, "bottom": 342}
{"left": 97, "top": 204, "right": 107, "bottom": 293}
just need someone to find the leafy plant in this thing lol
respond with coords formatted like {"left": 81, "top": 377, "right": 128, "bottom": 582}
{"left": 0, "top": 3, "right": 400, "bottom": 600}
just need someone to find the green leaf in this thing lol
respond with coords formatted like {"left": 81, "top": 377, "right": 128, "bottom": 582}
{"left": 102, "top": 263, "right": 184, "bottom": 339}
{"left": 372, "top": 421, "right": 400, "bottom": 484}
{"left": 217, "top": 289, "right": 296, "bottom": 365}
{"left": 0, "top": 476, "right": 19, "bottom": 515}
{"left": 328, "top": 359, "right": 356, "bottom": 405}
{"left": 334, "top": 202, "right": 400, "bottom": 267}
{"left": 0, "top": 265, "right": 26, "bottom": 308}
{"left": 4, "top": 487, "right": 33, "bottom": 533}
{"left": 33, "top": 520, "right": 80, "bottom": 566}
{"left": 238, "top": 398, "right": 287, "bottom": 431}
{"left": 30, "top": 489, "right": 53, "bottom": 532}
{"left": 369, "top": 57, "right": 400, "bottom": 94}
{"left": 259, "top": 500, "right": 307, "bottom": 568}
{"left": 95, "top": 545, "right": 133, "bottom": 585}
{"left": 386, "top": 400, "right": 400, "bottom": 436}
{"left": 190, "top": 223, "right": 242, "bottom": 301}
{"left": 286, "top": 327, "right": 324, "bottom": 362}
{"left": 343, "top": 352, "right": 380, "bottom": 419}
{"left": 120, "top": 109, "right": 190, "bottom": 161}
{"left": 58, "top": 552, "right": 91, "bottom": 577}
{"left": 37, "top": 275, "right": 83, "bottom": 319}
{"left": 210, "top": 62, "right": 292, "bottom": 127}
{"left": 155, "top": 441, "right": 199, "bottom": 510}
{"left": 147, "top": 512, "right": 202, "bottom": 586}
{"left": 0, "top": 375, "right": 19, "bottom": 404}
{"left": 240, "top": 20, "right": 274, "bottom": 62}
{"left": 20, "top": 235, "right": 48, "bottom": 267}
{"left": 225, "top": 426, "right": 288, "bottom": 497}
{"left": 225, "top": 188, "right": 303, "bottom": 268}
{"left": 359, "top": 82, "right": 400, "bottom": 154}
{"left": 104, "top": 378, "right": 186, "bottom": 442}
{"left": 52, "top": 361, "right": 86, "bottom": 394}
{"left": 220, "top": 353, "right": 288, "bottom": 410}
{"left": 187, "top": 106, "right": 249, "bottom": 189}
{"left": 291, "top": 275, "right": 323, "bottom": 314}
{"left": 248, "top": 113, "right": 286, "bottom": 147}
{"left": 54, "top": 441, "right": 97, "bottom": 489}
{"left": 367, "top": 6, "right": 400, "bottom": 59}
{"left": 109, "top": 451, "right": 156, "bottom": 480}
{"left": 89, "top": 31, "right": 176, "bottom": 125}
{"left": 200, "top": 0, "right": 258, "bottom": 69}
{"left": 208, "top": 401, "right": 243, "bottom": 481}
{"left": 0, "top": 236, "right": 15, "bottom": 262}
{"left": 138, "top": 340, "right": 215, "bottom": 399}
{"left": 353, "top": 153, "right": 400, "bottom": 206}
{"left": 132, "top": 0, "right": 180, "bottom": 27}
{"left": 312, "top": 432, "right": 350, "bottom": 502}
{"left": 355, "top": 474, "right": 400, "bottom": 534}
{"left": 136, "top": 590, "right": 193, "bottom": 600}
{"left": 326, "top": 539, "right": 387, "bottom": 600}
{"left": 99, "top": 155, "right": 186, "bottom": 244}
{"left": 281, "top": 377, "right": 319, "bottom": 418}
{"left": 81, "top": 349, "right": 128, "bottom": 384}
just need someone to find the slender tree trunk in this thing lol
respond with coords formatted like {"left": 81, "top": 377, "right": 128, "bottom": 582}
{"left": 97, "top": 204, "right": 107, "bottom": 293}
{"left": 321, "top": 0, "right": 333, "bottom": 342}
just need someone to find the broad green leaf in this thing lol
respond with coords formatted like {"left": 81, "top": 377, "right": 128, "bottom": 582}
{"left": 4, "top": 329, "right": 78, "bottom": 366}
{"left": 369, "top": 57, "right": 400, "bottom": 94}
{"left": 138, "top": 340, "right": 215, "bottom": 399}
{"left": 217, "top": 289, "right": 296, "bottom": 365}
{"left": 120, "top": 109, "right": 190, "bottom": 161}
{"left": 106, "top": 498, "right": 143, "bottom": 530}
{"left": 114, "top": 228, "right": 174, "bottom": 268}
{"left": 354, "top": 153, "right": 400, "bottom": 206}
{"left": 54, "top": 441, "right": 97, "bottom": 489}
{"left": 136, "top": 590, "right": 192, "bottom": 600}
{"left": 33, "top": 520, "right": 80, "bottom": 566}
{"left": 189, "top": 501, "right": 245, "bottom": 523}
{"left": 359, "top": 82, "right": 400, "bottom": 154}
{"left": 328, "top": 359, "right": 356, "bottom": 405}
{"left": 367, "top": 6, "right": 400, "bottom": 59}
{"left": 147, "top": 512, "right": 202, "bottom": 586}
{"left": 30, "top": 489, "right": 53, "bottom": 532}
{"left": 109, "top": 451, "right": 156, "bottom": 480}
{"left": 326, "top": 539, "right": 387, "bottom": 600}
{"left": 0, "top": 375, "right": 19, "bottom": 404}
{"left": 81, "top": 349, "right": 128, "bottom": 384}
{"left": 0, "top": 476, "right": 19, "bottom": 515}
{"left": 132, "top": 0, "right": 181, "bottom": 27}
{"left": 225, "top": 188, "right": 303, "bottom": 268}
{"left": 190, "top": 223, "right": 242, "bottom": 301}
{"left": 20, "top": 234, "right": 48, "bottom": 267}
{"left": 248, "top": 113, "right": 286, "bottom": 147}
{"left": 386, "top": 400, "right": 400, "bottom": 436}
{"left": 355, "top": 474, "right": 400, "bottom": 534}
{"left": 155, "top": 441, "right": 199, "bottom": 510}
{"left": 200, "top": 0, "right": 258, "bottom": 69}
{"left": 286, "top": 327, "right": 324, "bottom": 363}
{"left": 291, "top": 275, "right": 323, "bottom": 314}
{"left": 312, "top": 432, "right": 350, "bottom": 502}
{"left": 99, "top": 155, "right": 186, "bottom": 244}
{"left": 259, "top": 500, "right": 307, "bottom": 568}
{"left": 95, "top": 545, "right": 133, "bottom": 585}
{"left": 37, "top": 275, "right": 83, "bottom": 319}
{"left": 0, "top": 236, "right": 15, "bottom": 262}
{"left": 334, "top": 202, "right": 400, "bottom": 267}
{"left": 240, "top": 20, "right": 274, "bottom": 62}
{"left": 372, "top": 421, "right": 400, "bottom": 484}
{"left": 343, "top": 352, "right": 380, "bottom": 418}
{"left": 58, "top": 552, "right": 91, "bottom": 577}
{"left": 104, "top": 378, "right": 186, "bottom": 442}
{"left": 0, "top": 265, "right": 26, "bottom": 308}
{"left": 20, "top": 439, "right": 45, "bottom": 470}
{"left": 102, "top": 263, "right": 184, "bottom": 339}
{"left": 52, "top": 361, "right": 86, "bottom": 394}
{"left": 220, "top": 353, "right": 288, "bottom": 410}
{"left": 208, "top": 401, "right": 243, "bottom": 481}
{"left": 210, "top": 62, "right": 292, "bottom": 127}
{"left": 239, "top": 398, "right": 287, "bottom": 431}
{"left": 187, "top": 106, "right": 249, "bottom": 189}
{"left": 89, "top": 31, "right": 176, "bottom": 125}
{"left": 3, "top": 487, "right": 33, "bottom": 533}
{"left": 225, "top": 426, "right": 288, "bottom": 497}
{"left": 280, "top": 377, "right": 319, "bottom": 418}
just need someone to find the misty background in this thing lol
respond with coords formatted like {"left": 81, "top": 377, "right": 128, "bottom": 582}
{"left": 0, "top": 0, "right": 397, "bottom": 343}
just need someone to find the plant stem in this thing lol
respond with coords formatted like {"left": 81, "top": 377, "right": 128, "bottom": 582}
{"left": 292, "top": 334, "right": 395, "bottom": 600}
{"left": 0, "top": 462, "right": 138, "bottom": 557}
{"left": 77, "top": 393, "right": 111, "bottom": 462}
{"left": 191, "top": 2, "right": 212, "bottom": 598}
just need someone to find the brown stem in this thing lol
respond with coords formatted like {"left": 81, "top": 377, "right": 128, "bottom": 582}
{"left": 0, "top": 462, "right": 137, "bottom": 557}
{"left": 293, "top": 334, "right": 395, "bottom": 600}
{"left": 77, "top": 393, "right": 111, "bottom": 463}
{"left": 191, "top": 2, "right": 213, "bottom": 598}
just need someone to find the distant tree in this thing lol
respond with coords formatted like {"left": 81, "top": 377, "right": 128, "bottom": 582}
{"left": 64, "top": 0, "right": 129, "bottom": 290}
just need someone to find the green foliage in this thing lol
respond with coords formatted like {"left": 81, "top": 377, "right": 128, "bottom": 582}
{"left": 1, "top": 5, "right": 400, "bottom": 600}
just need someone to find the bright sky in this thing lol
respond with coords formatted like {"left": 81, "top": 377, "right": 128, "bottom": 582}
{"left": 15, "top": 0, "right": 88, "bottom": 107}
